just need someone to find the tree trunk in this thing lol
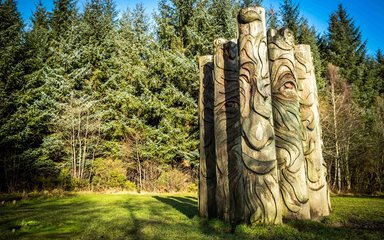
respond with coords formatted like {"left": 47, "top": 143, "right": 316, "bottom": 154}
{"left": 345, "top": 129, "right": 351, "bottom": 191}
{"left": 81, "top": 111, "right": 89, "bottom": 181}
{"left": 329, "top": 65, "right": 342, "bottom": 193}
{"left": 77, "top": 109, "right": 82, "bottom": 180}
{"left": 136, "top": 140, "right": 142, "bottom": 192}
{"left": 72, "top": 108, "right": 76, "bottom": 178}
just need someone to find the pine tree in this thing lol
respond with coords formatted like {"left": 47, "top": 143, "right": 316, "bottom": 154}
{"left": 81, "top": 0, "right": 118, "bottom": 88}
{"left": 51, "top": 0, "right": 76, "bottom": 39}
{"left": 298, "top": 20, "right": 326, "bottom": 92}
{"left": 278, "top": 0, "right": 325, "bottom": 91}
{"left": 279, "top": 0, "right": 301, "bottom": 40}
{"left": 324, "top": 4, "right": 367, "bottom": 85}
{"left": 209, "top": 0, "right": 237, "bottom": 40}
{"left": 0, "top": 0, "right": 26, "bottom": 192}
{"left": 155, "top": 0, "right": 238, "bottom": 57}
{"left": 107, "top": 4, "right": 199, "bottom": 189}
{"left": 182, "top": 0, "right": 216, "bottom": 56}
{"left": 241, "top": 0, "right": 263, "bottom": 7}
{"left": 24, "top": 1, "right": 50, "bottom": 75}
{"left": 155, "top": 0, "right": 182, "bottom": 51}
{"left": 266, "top": 5, "right": 278, "bottom": 29}
{"left": 0, "top": 0, "right": 24, "bottom": 93}
{"left": 155, "top": 0, "right": 196, "bottom": 53}
{"left": 376, "top": 49, "right": 384, "bottom": 95}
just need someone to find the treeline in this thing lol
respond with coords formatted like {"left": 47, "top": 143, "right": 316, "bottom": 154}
{"left": 0, "top": 0, "right": 383, "bottom": 194}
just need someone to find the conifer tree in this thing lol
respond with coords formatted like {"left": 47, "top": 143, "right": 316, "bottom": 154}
{"left": 155, "top": 0, "right": 182, "bottom": 51}
{"left": 155, "top": 0, "right": 196, "bottom": 53}
{"left": 209, "top": 0, "right": 237, "bottom": 40}
{"left": 241, "top": 0, "right": 263, "bottom": 7}
{"left": 51, "top": 0, "right": 76, "bottom": 39}
{"left": 278, "top": 0, "right": 325, "bottom": 91}
{"left": 24, "top": 1, "right": 50, "bottom": 75}
{"left": 298, "top": 19, "right": 326, "bottom": 91}
{"left": 266, "top": 6, "right": 278, "bottom": 29}
{"left": 323, "top": 4, "right": 367, "bottom": 86}
{"left": 0, "top": 0, "right": 24, "bottom": 93}
{"left": 376, "top": 49, "right": 384, "bottom": 95}
{"left": 0, "top": 0, "right": 25, "bottom": 192}
{"left": 279, "top": 0, "right": 301, "bottom": 40}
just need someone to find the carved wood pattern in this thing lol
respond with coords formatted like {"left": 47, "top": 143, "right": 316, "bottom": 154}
{"left": 238, "top": 7, "right": 281, "bottom": 224}
{"left": 198, "top": 6, "right": 330, "bottom": 225}
{"left": 198, "top": 55, "right": 217, "bottom": 219}
{"left": 295, "top": 45, "right": 331, "bottom": 219}
{"left": 268, "top": 28, "right": 310, "bottom": 219}
{"left": 213, "top": 38, "right": 242, "bottom": 223}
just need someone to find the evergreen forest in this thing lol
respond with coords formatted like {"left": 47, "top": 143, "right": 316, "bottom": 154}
{"left": 0, "top": 0, "right": 383, "bottom": 194}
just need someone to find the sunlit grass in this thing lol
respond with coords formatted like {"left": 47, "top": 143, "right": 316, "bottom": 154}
{"left": 0, "top": 193, "right": 383, "bottom": 239}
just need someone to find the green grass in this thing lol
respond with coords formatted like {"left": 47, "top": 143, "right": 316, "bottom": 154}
{"left": 0, "top": 193, "right": 383, "bottom": 239}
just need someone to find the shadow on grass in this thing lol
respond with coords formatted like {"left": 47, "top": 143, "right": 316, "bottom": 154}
{"left": 283, "top": 218, "right": 384, "bottom": 240}
{"left": 184, "top": 196, "right": 198, "bottom": 200}
{"left": 152, "top": 196, "right": 198, "bottom": 219}
{"left": 2, "top": 194, "right": 383, "bottom": 240}
{"left": 0, "top": 200, "right": 105, "bottom": 240}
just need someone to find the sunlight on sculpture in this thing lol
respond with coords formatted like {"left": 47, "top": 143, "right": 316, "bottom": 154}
{"left": 198, "top": 6, "right": 331, "bottom": 225}
{"left": 238, "top": 7, "right": 281, "bottom": 224}
{"left": 295, "top": 44, "right": 331, "bottom": 220}
{"left": 268, "top": 28, "right": 310, "bottom": 219}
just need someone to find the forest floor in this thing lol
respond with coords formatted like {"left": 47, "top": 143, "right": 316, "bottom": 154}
{"left": 0, "top": 192, "right": 383, "bottom": 239}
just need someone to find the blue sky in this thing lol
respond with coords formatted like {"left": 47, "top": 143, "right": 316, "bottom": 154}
{"left": 17, "top": 0, "right": 384, "bottom": 55}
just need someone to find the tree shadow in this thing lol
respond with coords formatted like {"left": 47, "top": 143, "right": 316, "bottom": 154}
{"left": 170, "top": 196, "right": 197, "bottom": 205}
{"left": 284, "top": 218, "right": 384, "bottom": 239}
{"left": 184, "top": 196, "right": 198, "bottom": 200}
{"left": 153, "top": 196, "right": 198, "bottom": 219}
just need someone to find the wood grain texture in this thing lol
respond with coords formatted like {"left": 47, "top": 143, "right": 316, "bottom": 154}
{"left": 198, "top": 55, "right": 217, "bottom": 219}
{"left": 295, "top": 45, "right": 331, "bottom": 220}
{"left": 198, "top": 7, "right": 331, "bottom": 225}
{"left": 213, "top": 38, "right": 242, "bottom": 223}
{"left": 268, "top": 28, "right": 310, "bottom": 219}
{"left": 238, "top": 7, "right": 281, "bottom": 224}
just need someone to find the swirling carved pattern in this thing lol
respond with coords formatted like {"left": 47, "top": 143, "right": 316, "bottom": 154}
{"left": 198, "top": 6, "right": 331, "bottom": 225}
{"left": 198, "top": 55, "right": 217, "bottom": 219}
{"left": 213, "top": 38, "right": 242, "bottom": 223}
{"left": 295, "top": 45, "right": 331, "bottom": 219}
{"left": 268, "top": 28, "right": 310, "bottom": 219}
{"left": 238, "top": 7, "right": 281, "bottom": 224}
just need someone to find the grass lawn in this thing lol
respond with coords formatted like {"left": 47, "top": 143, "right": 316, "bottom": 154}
{"left": 0, "top": 192, "right": 383, "bottom": 240}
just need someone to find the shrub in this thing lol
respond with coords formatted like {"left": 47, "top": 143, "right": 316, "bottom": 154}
{"left": 58, "top": 168, "right": 72, "bottom": 190}
{"left": 156, "top": 168, "right": 194, "bottom": 192}
{"left": 125, "top": 180, "right": 136, "bottom": 191}
{"left": 91, "top": 158, "right": 136, "bottom": 191}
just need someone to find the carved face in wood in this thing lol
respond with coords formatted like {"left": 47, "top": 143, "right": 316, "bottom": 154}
{"left": 269, "top": 28, "right": 301, "bottom": 169}
{"left": 269, "top": 28, "right": 309, "bottom": 216}
{"left": 198, "top": 6, "right": 330, "bottom": 224}
{"left": 237, "top": 7, "right": 282, "bottom": 225}
{"left": 238, "top": 7, "right": 276, "bottom": 173}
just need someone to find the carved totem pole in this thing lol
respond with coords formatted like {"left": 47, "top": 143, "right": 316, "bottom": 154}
{"left": 198, "top": 6, "right": 330, "bottom": 225}
{"left": 238, "top": 7, "right": 281, "bottom": 224}
{"left": 268, "top": 28, "right": 310, "bottom": 219}
{"left": 198, "top": 55, "right": 216, "bottom": 219}
{"left": 212, "top": 38, "right": 242, "bottom": 223}
{"left": 294, "top": 45, "right": 331, "bottom": 219}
